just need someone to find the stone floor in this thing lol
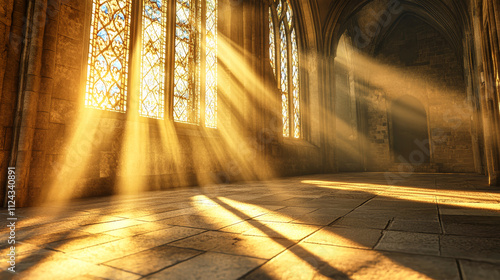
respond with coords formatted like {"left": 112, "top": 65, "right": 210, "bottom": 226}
{"left": 1, "top": 173, "right": 500, "bottom": 279}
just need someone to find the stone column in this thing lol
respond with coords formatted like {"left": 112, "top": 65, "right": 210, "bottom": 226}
{"left": 0, "top": 0, "right": 15, "bottom": 99}
{"left": 489, "top": 2, "right": 500, "bottom": 170}
{"left": 8, "top": 0, "right": 47, "bottom": 207}
{"left": 0, "top": 0, "right": 16, "bottom": 205}
{"left": 474, "top": 0, "right": 500, "bottom": 186}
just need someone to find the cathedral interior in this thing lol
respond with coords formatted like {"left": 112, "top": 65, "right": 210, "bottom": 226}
{"left": 1, "top": 0, "right": 500, "bottom": 279}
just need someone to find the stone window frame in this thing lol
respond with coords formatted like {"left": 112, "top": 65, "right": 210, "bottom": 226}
{"left": 268, "top": 0, "right": 304, "bottom": 140}
{"left": 81, "top": 0, "right": 219, "bottom": 129}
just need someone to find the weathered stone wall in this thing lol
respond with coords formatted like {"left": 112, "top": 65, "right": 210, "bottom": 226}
{"left": 475, "top": 0, "right": 500, "bottom": 185}
{"left": 0, "top": 0, "right": 26, "bottom": 203}
{"left": 24, "top": 0, "right": 236, "bottom": 201}
{"left": 8, "top": 0, "right": 492, "bottom": 205}
{"left": 0, "top": 0, "right": 325, "bottom": 205}
{"left": 25, "top": 0, "right": 85, "bottom": 201}
{"left": 361, "top": 16, "right": 475, "bottom": 173}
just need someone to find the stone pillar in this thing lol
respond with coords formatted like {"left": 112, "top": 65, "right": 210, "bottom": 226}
{"left": 474, "top": 0, "right": 500, "bottom": 186}
{"left": 8, "top": 0, "right": 47, "bottom": 207}
{"left": 0, "top": 0, "right": 16, "bottom": 206}
{"left": 464, "top": 30, "right": 485, "bottom": 175}
{"left": 489, "top": 2, "right": 500, "bottom": 165}
{"left": 28, "top": 0, "right": 60, "bottom": 201}
{"left": 0, "top": 0, "right": 15, "bottom": 100}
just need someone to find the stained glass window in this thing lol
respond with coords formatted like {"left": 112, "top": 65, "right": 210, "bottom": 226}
{"left": 269, "top": 0, "right": 301, "bottom": 138}
{"left": 139, "top": 0, "right": 167, "bottom": 119}
{"left": 291, "top": 29, "right": 300, "bottom": 138}
{"left": 280, "top": 22, "right": 289, "bottom": 137}
{"left": 269, "top": 8, "right": 276, "bottom": 76}
{"left": 86, "top": 0, "right": 132, "bottom": 113}
{"left": 205, "top": 0, "right": 218, "bottom": 128}
{"left": 174, "top": 0, "right": 218, "bottom": 127}
{"left": 86, "top": 0, "right": 217, "bottom": 126}
{"left": 174, "top": 0, "right": 199, "bottom": 124}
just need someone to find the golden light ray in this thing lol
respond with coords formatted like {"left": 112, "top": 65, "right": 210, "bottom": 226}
{"left": 329, "top": 34, "right": 474, "bottom": 170}
{"left": 183, "top": 34, "right": 280, "bottom": 183}
{"left": 188, "top": 196, "right": 431, "bottom": 279}
{"left": 41, "top": 108, "right": 109, "bottom": 205}
{"left": 156, "top": 119, "right": 190, "bottom": 187}
{"left": 115, "top": 116, "right": 151, "bottom": 195}
{"left": 340, "top": 41, "right": 473, "bottom": 115}
{"left": 217, "top": 34, "right": 281, "bottom": 113}
{"left": 302, "top": 180, "right": 500, "bottom": 212}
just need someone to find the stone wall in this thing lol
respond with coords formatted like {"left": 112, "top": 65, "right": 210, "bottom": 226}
{"left": 360, "top": 16, "right": 475, "bottom": 173}
{"left": 4, "top": 0, "right": 492, "bottom": 206}
{"left": 27, "top": 0, "right": 239, "bottom": 201}
{"left": 0, "top": 0, "right": 26, "bottom": 204}
{"left": 0, "top": 0, "right": 325, "bottom": 205}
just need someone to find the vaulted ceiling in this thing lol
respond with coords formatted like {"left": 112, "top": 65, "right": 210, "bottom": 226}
{"left": 309, "top": 0, "right": 470, "bottom": 56}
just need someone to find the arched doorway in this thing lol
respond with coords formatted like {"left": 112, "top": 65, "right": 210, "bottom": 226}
{"left": 391, "top": 96, "right": 430, "bottom": 163}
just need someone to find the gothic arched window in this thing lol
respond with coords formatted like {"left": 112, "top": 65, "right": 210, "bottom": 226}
{"left": 174, "top": 0, "right": 218, "bottom": 127}
{"left": 85, "top": 0, "right": 132, "bottom": 113}
{"left": 139, "top": 0, "right": 168, "bottom": 119}
{"left": 85, "top": 0, "right": 218, "bottom": 127}
{"left": 269, "top": 0, "right": 301, "bottom": 138}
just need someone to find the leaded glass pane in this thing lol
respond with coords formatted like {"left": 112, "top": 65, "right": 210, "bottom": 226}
{"left": 270, "top": 0, "right": 300, "bottom": 138}
{"left": 205, "top": 0, "right": 218, "bottom": 128}
{"left": 139, "top": 0, "right": 167, "bottom": 119}
{"left": 286, "top": 0, "right": 293, "bottom": 28}
{"left": 269, "top": 8, "right": 276, "bottom": 77}
{"left": 174, "top": 0, "right": 200, "bottom": 124}
{"left": 280, "top": 22, "right": 289, "bottom": 137}
{"left": 277, "top": 0, "right": 282, "bottom": 19}
{"left": 291, "top": 29, "right": 300, "bottom": 138}
{"left": 86, "top": 0, "right": 132, "bottom": 113}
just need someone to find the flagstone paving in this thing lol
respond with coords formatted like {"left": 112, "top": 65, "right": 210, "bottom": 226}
{"left": 1, "top": 173, "right": 500, "bottom": 279}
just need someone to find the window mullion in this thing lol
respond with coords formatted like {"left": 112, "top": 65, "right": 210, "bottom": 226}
{"left": 270, "top": 6, "right": 279, "bottom": 88}
{"left": 270, "top": 0, "right": 301, "bottom": 139}
{"left": 128, "top": 0, "right": 143, "bottom": 118}
{"left": 275, "top": 13, "right": 281, "bottom": 88}
{"left": 200, "top": 0, "right": 207, "bottom": 127}
{"left": 166, "top": 0, "right": 177, "bottom": 121}
{"left": 287, "top": 25, "right": 293, "bottom": 138}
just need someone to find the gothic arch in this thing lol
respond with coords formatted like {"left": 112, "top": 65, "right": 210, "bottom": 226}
{"left": 323, "top": 0, "right": 470, "bottom": 58}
